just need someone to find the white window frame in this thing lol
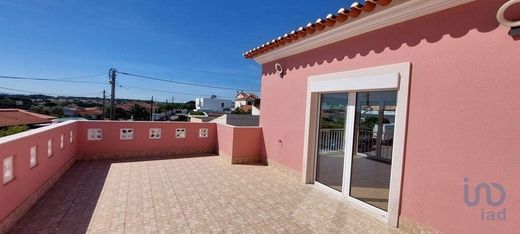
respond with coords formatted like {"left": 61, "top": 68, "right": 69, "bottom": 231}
{"left": 302, "top": 62, "right": 410, "bottom": 227}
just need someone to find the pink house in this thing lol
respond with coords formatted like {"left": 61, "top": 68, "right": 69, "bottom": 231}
{"left": 1, "top": 0, "right": 519, "bottom": 233}
{"left": 244, "top": 0, "right": 519, "bottom": 233}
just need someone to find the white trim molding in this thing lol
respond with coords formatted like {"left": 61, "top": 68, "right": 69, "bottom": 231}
{"left": 302, "top": 62, "right": 411, "bottom": 227}
{"left": 253, "top": 0, "right": 476, "bottom": 64}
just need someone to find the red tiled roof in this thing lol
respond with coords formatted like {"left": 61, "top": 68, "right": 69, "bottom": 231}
{"left": 78, "top": 108, "right": 102, "bottom": 116}
{"left": 235, "top": 92, "right": 258, "bottom": 101}
{"left": 243, "top": 0, "right": 392, "bottom": 59}
{"left": 0, "top": 109, "right": 56, "bottom": 128}
{"left": 118, "top": 102, "right": 153, "bottom": 111}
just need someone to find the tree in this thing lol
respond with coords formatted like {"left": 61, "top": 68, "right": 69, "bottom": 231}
{"left": 0, "top": 125, "right": 29, "bottom": 137}
{"left": 129, "top": 104, "right": 149, "bottom": 120}
{"left": 158, "top": 103, "right": 174, "bottom": 113}
{"left": 183, "top": 101, "right": 195, "bottom": 110}
{"left": 231, "top": 107, "right": 251, "bottom": 115}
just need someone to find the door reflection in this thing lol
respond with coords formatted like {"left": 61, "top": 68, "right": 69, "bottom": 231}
{"left": 350, "top": 91, "right": 397, "bottom": 211}
{"left": 315, "top": 93, "right": 348, "bottom": 192}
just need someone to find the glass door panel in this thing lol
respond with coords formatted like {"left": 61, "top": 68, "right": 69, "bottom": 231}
{"left": 350, "top": 91, "right": 397, "bottom": 211}
{"left": 315, "top": 93, "right": 348, "bottom": 192}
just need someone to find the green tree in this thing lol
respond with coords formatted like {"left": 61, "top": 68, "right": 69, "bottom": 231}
{"left": 129, "top": 104, "right": 150, "bottom": 120}
{"left": 0, "top": 125, "right": 29, "bottom": 137}
{"left": 231, "top": 107, "right": 251, "bottom": 115}
{"left": 183, "top": 101, "right": 196, "bottom": 110}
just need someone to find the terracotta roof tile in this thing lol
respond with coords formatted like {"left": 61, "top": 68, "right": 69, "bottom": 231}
{"left": 243, "top": 0, "right": 394, "bottom": 59}
{"left": 0, "top": 109, "right": 55, "bottom": 127}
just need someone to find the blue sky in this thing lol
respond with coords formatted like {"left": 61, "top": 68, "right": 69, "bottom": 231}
{"left": 0, "top": 0, "right": 353, "bottom": 102}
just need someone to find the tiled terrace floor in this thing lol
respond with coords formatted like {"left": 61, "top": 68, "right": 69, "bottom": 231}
{"left": 9, "top": 155, "right": 404, "bottom": 234}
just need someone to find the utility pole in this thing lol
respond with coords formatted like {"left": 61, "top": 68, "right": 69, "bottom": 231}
{"left": 109, "top": 68, "right": 117, "bottom": 120}
{"left": 101, "top": 90, "right": 106, "bottom": 119}
{"left": 150, "top": 96, "right": 154, "bottom": 121}
{"left": 165, "top": 99, "right": 169, "bottom": 117}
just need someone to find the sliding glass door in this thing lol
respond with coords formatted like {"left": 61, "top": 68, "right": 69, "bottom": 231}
{"left": 349, "top": 91, "right": 397, "bottom": 211}
{"left": 315, "top": 93, "right": 348, "bottom": 191}
{"left": 314, "top": 90, "right": 397, "bottom": 211}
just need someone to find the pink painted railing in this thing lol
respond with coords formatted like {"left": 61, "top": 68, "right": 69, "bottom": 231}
{"left": 0, "top": 121, "right": 78, "bottom": 232}
{"left": 76, "top": 121, "right": 218, "bottom": 160}
{"left": 0, "top": 120, "right": 263, "bottom": 232}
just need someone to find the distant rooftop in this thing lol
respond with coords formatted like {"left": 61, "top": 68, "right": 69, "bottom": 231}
{"left": 0, "top": 109, "right": 56, "bottom": 128}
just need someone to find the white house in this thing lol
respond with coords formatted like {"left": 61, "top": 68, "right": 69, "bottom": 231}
{"left": 195, "top": 97, "right": 234, "bottom": 112}
{"left": 234, "top": 92, "right": 258, "bottom": 109}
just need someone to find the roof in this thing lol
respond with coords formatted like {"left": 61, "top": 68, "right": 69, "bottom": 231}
{"left": 78, "top": 108, "right": 102, "bottom": 116}
{"left": 235, "top": 92, "right": 258, "bottom": 101}
{"left": 118, "top": 102, "right": 154, "bottom": 111}
{"left": 243, "top": 0, "right": 393, "bottom": 59}
{"left": 0, "top": 109, "right": 56, "bottom": 128}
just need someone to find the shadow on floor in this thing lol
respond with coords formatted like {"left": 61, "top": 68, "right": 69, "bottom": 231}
{"left": 8, "top": 161, "right": 111, "bottom": 234}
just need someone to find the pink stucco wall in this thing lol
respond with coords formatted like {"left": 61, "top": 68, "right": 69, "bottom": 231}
{"left": 217, "top": 124, "right": 263, "bottom": 163}
{"left": 259, "top": 0, "right": 519, "bottom": 233}
{"left": 0, "top": 121, "right": 78, "bottom": 224}
{"left": 77, "top": 121, "right": 217, "bottom": 159}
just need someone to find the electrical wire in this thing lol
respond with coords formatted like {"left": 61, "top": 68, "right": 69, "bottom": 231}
{"left": 0, "top": 75, "right": 107, "bottom": 84}
{"left": 121, "top": 85, "right": 234, "bottom": 99}
{"left": 117, "top": 71, "right": 260, "bottom": 92}
{"left": 0, "top": 86, "right": 102, "bottom": 97}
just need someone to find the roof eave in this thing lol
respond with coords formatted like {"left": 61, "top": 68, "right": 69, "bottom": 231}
{"left": 246, "top": 0, "right": 476, "bottom": 64}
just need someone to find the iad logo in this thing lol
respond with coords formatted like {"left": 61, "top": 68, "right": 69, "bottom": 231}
{"left": 463, "top": 177, "right": 506, "bottom": 221}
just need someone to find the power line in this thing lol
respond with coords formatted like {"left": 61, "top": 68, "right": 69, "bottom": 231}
{"left": 0, "top": 75, "right": 107, "bottom": 84}
{"left": 117, "top": 71, "right": 260, "bottom": 92}
{"left": 0, "top": 86, "right": 102, "bottom": 97}
{"left": 122, "top": 85, "right": 234, "bottom": 99}
{"left": 59, "top": 73, "right": 106, "bottom": 80}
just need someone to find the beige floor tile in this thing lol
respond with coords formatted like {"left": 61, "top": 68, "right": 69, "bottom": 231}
{"left": 9, "top": 157, "right": 407, "bottom": 234}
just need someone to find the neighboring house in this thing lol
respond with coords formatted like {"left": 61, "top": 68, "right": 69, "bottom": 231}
{"left": 251, "top": 105, "right": 260, "bottom": 116}
{"left": 243, "top": 1, "right": 518, "bottom": 233}
{"left": 234, "top": 92, "right": 258, "bottom": 109}
{"left": 118, "top": 102, "right": 155, "bottom": 112}
{"left": 62, "top": 107, "right": 77, "bottom": 117}
{"left": 77, "top": 108, "right": 102, "bottom": 120}
{"left": 252, "top": 99, "right": 261, "bottom": 116}
{"left": 0, "top": 109, "right": 55, "bottom": 128}
{"left": 63, "top": 107, "right": 102, "bottom": 120}
{"left": 195, "top": 97, "right": 234, "bottom": 112}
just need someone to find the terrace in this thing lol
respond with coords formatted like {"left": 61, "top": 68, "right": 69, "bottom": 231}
{"left": 0, "top": 121, "right": 403, "bottom": 233}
